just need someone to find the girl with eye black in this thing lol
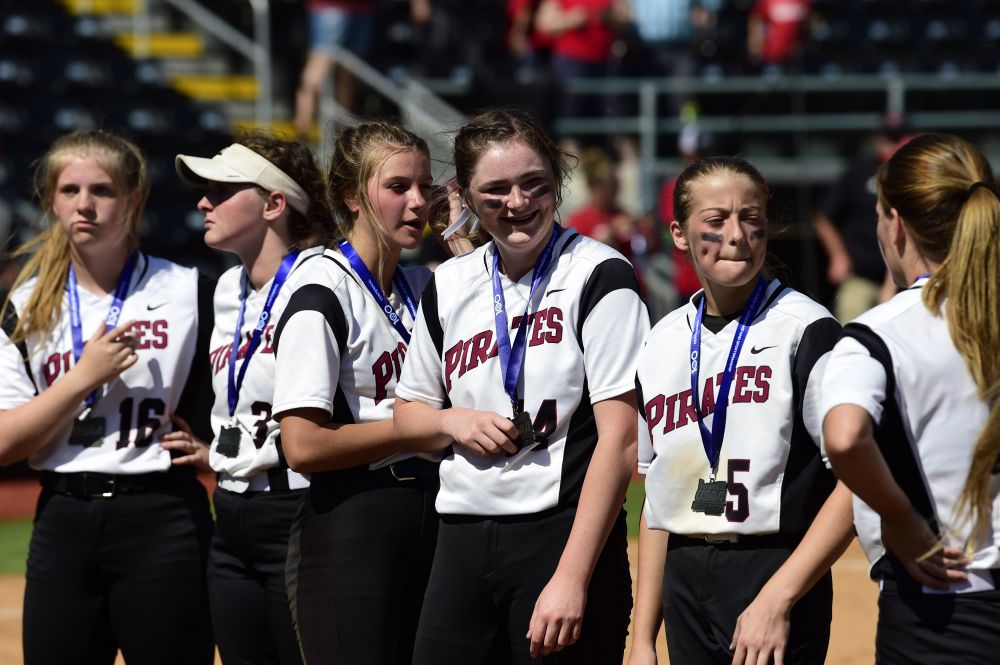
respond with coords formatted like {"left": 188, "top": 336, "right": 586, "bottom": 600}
{"left": 394, "top": 109, "right": 649, "bottom": 664}
{"left": 629, "top": 156, "right": 853, "bottom": 665}
{"left": 176, "top": 135, "right": 331, "bottom": 665}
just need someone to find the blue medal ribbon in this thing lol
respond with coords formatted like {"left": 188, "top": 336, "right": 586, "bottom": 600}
{"left": 67, "top": 253, "right": 138, "bottom": 407}
{"left": 337, "top": 240, "right": 417, "bottom": 344}
{"left": 492, "top": 225, "right": 563, "bottom": 411}
{"left": 227, "top": 250, "right": 301, "bottom": 418}
{"left": 689, "top": 276, "right": 768, "bottom": 477}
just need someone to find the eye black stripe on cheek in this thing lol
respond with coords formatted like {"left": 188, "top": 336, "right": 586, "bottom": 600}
{"left": 482, "top": 199, "right": 504, "bottom": 209}
{"left": 750, "top": 229, "right": 767, "bottom": 240}
{"left": 530, "top": 184, "right": 553, "bottom": 197}
{"left": 700, "top": 232, "right": 723, "bottom": 243}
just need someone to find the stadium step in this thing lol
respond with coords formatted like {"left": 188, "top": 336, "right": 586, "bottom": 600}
{"left": 58, "top": 0, "right": 137, "bottom": 15}
{"left": 114, "top": 32, "right": 205, "bottom": 59}
{"left": 171, "top": 74, "right": 259, "bottom": 102}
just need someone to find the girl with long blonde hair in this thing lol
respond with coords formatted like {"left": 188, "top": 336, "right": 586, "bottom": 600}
{"left": 0, "top": 129, "right": 215, "bottom": 665}
{"left": 822, "top": 133, "right": 1000, "bottom": 663}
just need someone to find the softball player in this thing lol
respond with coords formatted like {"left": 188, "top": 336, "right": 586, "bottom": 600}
{"left": 0, "top": 130, "right": 214, "bottom": 665}
{"left": 393, "top": 109, "right": 649, "bottom": 664}
{"left": 273, "top": 121, "right": 438, "bottom": 665}
{"left": 821, "top": 133, "right": 1000, "bottom": 664}
{"left": 629, "top": 156, "right": 853, "bottom": 665}
{"left": 175, "top": 136, "right": 331, "bottom": 665}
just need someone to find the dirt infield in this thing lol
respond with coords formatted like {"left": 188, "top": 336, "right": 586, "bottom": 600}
{"left": 0, "top": 541, "right": 876, "bottom": 665}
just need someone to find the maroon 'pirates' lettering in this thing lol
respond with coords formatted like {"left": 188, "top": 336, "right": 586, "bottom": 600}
{"left": 643, "top": 365, "right": 773, "bottom": 436}
{"left": 444, "top": 307, "right": 565, "bottom": 391}
{"left": 372, "top": 342, "right": 408, "bottom": 405}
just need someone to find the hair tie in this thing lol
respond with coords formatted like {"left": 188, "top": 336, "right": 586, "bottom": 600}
{"left": 966, "top": 181, "right": 997, "bottom": 200}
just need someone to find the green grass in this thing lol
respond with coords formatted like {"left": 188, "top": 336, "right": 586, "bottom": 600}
{"left": 625, "top": 479, "right": 645, "bottom": 538}
{"left": 0, "top": 518, "right": 32, "bottom": 574}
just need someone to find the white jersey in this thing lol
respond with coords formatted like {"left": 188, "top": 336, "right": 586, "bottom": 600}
{"left": 272, "top": 248, "right": 432, "bottom": 471}
{"left": 0, "top": 254, "right": 210, "bottom": 474}
{"left": 638, "top": 281, "right": 840, "bottom": 536}
{"left": 396, "top": 230, "right": 649, "bottom": 516}
{"left": 818, "top": 277, "right": 1000, "bottom": 578}
{"left": 208, "top": 247, "right": 325, "bottom": 492}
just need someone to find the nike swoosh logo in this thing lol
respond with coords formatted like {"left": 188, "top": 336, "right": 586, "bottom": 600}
{"left": 146, "top": 302, "right": 168, "bottom": 311}
{"left": 545, "top": 288, "right": 567, "bottom": 297}
{"left": 750, "top": 345, "right": 776, "bottom": 354}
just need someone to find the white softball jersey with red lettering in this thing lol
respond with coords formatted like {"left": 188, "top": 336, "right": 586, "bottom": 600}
{"left": 395, "top": 229, "right": 650, "bottom": 516}
{"left": 208, "top": 247, "right": 325, "bottom": 492}
{"left": 818, "top": 278, "right": 1000, "bottom": 578}
{"left": 271, "top": 248, "right": 432, "bottom": 469}
{"left": 0, "top": 254, "right": 204, "bottom": 474}
{"left": 638, "top": 280, "right": 840, "bottom": 536}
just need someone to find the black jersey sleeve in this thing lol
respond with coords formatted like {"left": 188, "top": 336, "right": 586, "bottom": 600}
{"left": 175, "top": 272, "right": 216, "bottom": 442}
{"left": 417, "top": 274, "right": 444, "bottom": 357}
{"left": 0, "top": 304, "right": 38, "bottom": 396}
{"left": 274, "top": 284, "right": 349, "bottom": 356}
{"left": 575, "top": 258, "right": 642, "bottom": 343}
{"left": 793, "top": 316, "right": 842, "bottom": 423}
{"left": 779, "top": 315, "right": 842, "bottom": 533}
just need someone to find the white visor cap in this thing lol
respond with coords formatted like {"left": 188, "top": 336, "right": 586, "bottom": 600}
{"left": 175, "top": 144, "right": 311, "bottom": 216}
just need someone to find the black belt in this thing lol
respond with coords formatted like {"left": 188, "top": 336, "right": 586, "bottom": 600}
{"left": 311, "top": 457, "right": 439, "bottom": 493}
{"left": 40, "top": 469, "right": 192, "bottom": 499}
{"left": 669, "top": 532, "right": 803, "bottom": 550}
{"left": 382, "top": 457, "right": 439, "bottom": 481}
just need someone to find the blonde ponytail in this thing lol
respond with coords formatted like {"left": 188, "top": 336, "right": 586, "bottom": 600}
{"left": 878, "top": 133, "right": 1000, "bottom": 548}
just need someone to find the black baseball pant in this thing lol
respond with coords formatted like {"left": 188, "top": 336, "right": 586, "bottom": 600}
{"left": 22, "top": 471, "right": 213, "bottom": 665}
{"left": 209, "top": 487, "right": 305, "bottom": 665}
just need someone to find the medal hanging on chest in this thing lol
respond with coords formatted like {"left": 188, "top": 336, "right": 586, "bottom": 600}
{"left": 68, "top": 416, "right": 106, "bottom": 447}
{"left": 688, "top": 277, "right": 767, "bottom": 515}
{"left": 216, "top": 423, "right": 242, "bottom": 458}
{"left": 491, "top": 227, "right": 562, "bottom": 469}
{"left": 510, "top": 407, "right": 535, "bottom": 452}
{"left": 224, "top": 251, "right": 300, "bottom": 458}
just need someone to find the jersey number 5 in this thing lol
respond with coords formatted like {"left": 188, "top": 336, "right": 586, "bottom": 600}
{"left": 725, "top": 458, "right": 751, "bottom": 523}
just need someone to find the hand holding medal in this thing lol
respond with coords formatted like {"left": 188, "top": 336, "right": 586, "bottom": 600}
{"left": 440, "top": 407, "right": 519, "bottom": 457}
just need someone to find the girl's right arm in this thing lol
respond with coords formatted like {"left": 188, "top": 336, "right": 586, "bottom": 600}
{"left": 0, "top": 321, "right": 138, "bottom": 465}
{"left": 393, "top": 398, "right": 518, "bottom": 457}
{"left": 626, "top": 510, "right": 667, "bottom": 665}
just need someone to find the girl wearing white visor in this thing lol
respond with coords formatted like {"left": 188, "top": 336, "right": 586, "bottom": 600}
{"left": 176, "top": 135, "right": 331, "bottom": 665}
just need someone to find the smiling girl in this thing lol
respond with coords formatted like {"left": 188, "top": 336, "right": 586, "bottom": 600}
{"left": 393, "top": 109, "right": 649, "bottom": 663}
{"left": 272, "top": 121, "right": 439, "bottom": 665}
{"left": 0, "top": 130, "right": 215, "bottom": 665}
{"left": 629, "top": 156, "right": 853, "bottom": 665}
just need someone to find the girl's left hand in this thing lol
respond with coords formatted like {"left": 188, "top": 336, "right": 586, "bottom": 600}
{"left": 730, "top": 585, "right": 791, "bottom": 665}
{"left": 161, "top": 414, "right": 212, "bottom": 473}
{"left": 526, "top": 570, "right": 587, "bottom": 657}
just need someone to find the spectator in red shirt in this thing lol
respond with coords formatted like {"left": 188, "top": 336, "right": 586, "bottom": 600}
{"left": 747, "top": 0, "right": 811, "bottom": 66}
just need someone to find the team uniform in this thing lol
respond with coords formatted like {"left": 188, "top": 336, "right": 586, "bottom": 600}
{"left": 818, "top": 276, "right": 1000, "bottom": 665}
{"left": 637, "top": 280, "right": 841, "bottom": 664}
{"left": 396, "top": 228, "right": 649, "bottom": 664}
{"left": 273, "top": 248, "right": 435, "bottom": 665}
{"left": 0, "top": 254, "right": 214, "bottom": 665}
{"left": 206, "top": 246, "right": 326, "bottom": 665}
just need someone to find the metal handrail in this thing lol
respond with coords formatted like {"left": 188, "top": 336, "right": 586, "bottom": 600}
{"left": 131, "top": 0, "right": 272, "bottom": 126}
{"left": 318, "top": 46, "right": 466, "bottom": 180}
